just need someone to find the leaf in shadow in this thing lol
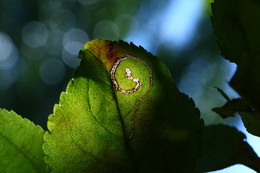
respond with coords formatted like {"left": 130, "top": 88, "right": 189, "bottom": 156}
{"left": 213, "top": 97, "right": 260, "bottom": 136}
{"left": 195, "top": 124, "right": 260, "bottom": 173}
{"left": 211, "top": 0, "right": 260, "bottom": 113}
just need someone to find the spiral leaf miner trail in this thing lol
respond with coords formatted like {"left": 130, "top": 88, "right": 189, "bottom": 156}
{"left": 110, "top": 55, "right": 153, "bottom": 141}
{"left": 125, "top": 67, "right": 142, "bottom": 92}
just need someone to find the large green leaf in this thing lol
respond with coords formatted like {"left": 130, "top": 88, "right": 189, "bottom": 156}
{"left": 0, "top": 109, "right": 46, "bottom": 173}
{"left": 43, "top": 39, "right": 204, "bottom": 172}
{"left": 195, "top": 125, "right": 260, "bottom": 172}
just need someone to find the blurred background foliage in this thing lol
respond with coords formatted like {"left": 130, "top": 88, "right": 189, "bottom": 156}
{"left": 0, "top": 0, "right": 258, "bottom": 172}
{"left": 0, "top": 0, "right": 227, "bottom": 127}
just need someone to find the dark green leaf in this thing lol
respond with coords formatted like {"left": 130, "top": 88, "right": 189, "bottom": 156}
{"left": 212, "top": 98, "right": 252, "bottom": 118}
{"left": 240, "top": 111, "right": 260, "bottom": 137}
{"left": 195, "top": 125, "right": 260, "bottom": 172}
{"left": 211, "top": 0, "right": 260, "bottom": 110}
{"left": 213, "top": 97, "right": 260, "bottom": 136}
{"left": 211, "top": 0, "right": 260, "bottom": 135}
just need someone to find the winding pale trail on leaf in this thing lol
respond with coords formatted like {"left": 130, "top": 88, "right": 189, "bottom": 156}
{"left": 43, "top": 39, "right": 204, "bottom": 173}
{"left": 110, "top": 55, "right": 153, "bottom": 141}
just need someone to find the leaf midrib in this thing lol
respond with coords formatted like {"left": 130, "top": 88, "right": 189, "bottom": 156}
{"left": 0, "top": 130, "right": 41, "bottom": 172}
{"left": 86, "top": 49, "right": 139, "bottom": 171}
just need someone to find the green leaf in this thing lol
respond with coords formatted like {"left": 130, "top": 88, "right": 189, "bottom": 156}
{"left": 213, "top": 98, "right": 260, "bottom": 136}
{"left": 211, "top": 0, "right": 260, "bottom": 136}
{"left": 212, "top": 99, "right": 253, "bottom": 118}
{"left": 211, "top": 0, "right": 260, "bottom": 63}
{"left": 43, "top": 39, "right": 203, "bottom": 172}
{"left": 239, "top": 112, "right": 260, "bottom": 137}
{"left": 0, "top": 109, "right": 46, "bottom": 173}
{"left": 195, "top": 125, "right": 260, "bottom": 172}
{"left": 229, "top": 56, "right": 260, "bottom": 112}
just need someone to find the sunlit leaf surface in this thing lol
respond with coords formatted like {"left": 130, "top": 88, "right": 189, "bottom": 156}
{"left": 43, "top": 39, "right": 204, "bottom": 172}
{"left": 0, "top": 109, "right": 46, "bottom": 173}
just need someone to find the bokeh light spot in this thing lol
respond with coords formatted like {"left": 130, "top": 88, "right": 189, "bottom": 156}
{"left": 115, "top": 14, "right": 137, "bottom": 37}
{"left": 93, "top": 20, "right": 120, "bottom": 40}
{"left": 0, "top": 33, "right": 18, "bottom": 70}
{"left": 0, "top": 34, "right": 13, "bottom": 61}
{"left": 0, "top": 69, "right": 18, "bottom": 91}
{"left": 22, "top": 21, "right": 49, "bottom": 48}
{"left": 78, "top": 0, "right": 99, "bottom": 5}
{"left": 39, "top": 59, "right": 66, "bottom": 85}
{"left": 64, "top": 41, "right": 83, "bottom": 55}
{"left": 62, "top": 42, "right": 82, "bottom": 68}
{"left": 63, "top": 28, "right": 89, "bottom": 47}
{"left": 62, "top": 28, "right": 88, "bottom": 68}
{"left": 160, "top": 0, "right": 204, "bottom": 49}
{"left": 50, "top": 10, "right": 76, "bottom": 30}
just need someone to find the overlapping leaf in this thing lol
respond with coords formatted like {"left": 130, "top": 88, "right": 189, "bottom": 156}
{"left": 211, "top": 0, "right": 260, "bottom": 136}
{"left": 0, "top": 109, "right": 46, "bottom": 173}
{"left": 195, "top": 125, "right": 260, "bottom": 172}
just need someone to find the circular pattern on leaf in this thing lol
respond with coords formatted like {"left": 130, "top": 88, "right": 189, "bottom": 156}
{"left": 110, "top": 55, "right": 153, "bottom": 140}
